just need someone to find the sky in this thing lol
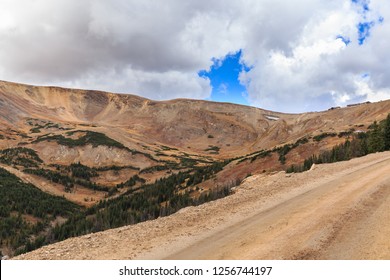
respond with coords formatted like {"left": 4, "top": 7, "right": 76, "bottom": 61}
{"left": 1, "top": 0, "right": 390, "bottom": 113}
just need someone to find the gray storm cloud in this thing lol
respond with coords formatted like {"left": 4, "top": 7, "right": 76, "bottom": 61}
{"left": 1, "top": 0, "right": 390, "bottom": 112}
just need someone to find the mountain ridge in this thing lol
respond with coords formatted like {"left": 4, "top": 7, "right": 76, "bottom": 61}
{"left": 1, "top": 79, "right": 390, "bottom": 258}
{"left": 2, "top": 79, "right": 390, "bottom": 157}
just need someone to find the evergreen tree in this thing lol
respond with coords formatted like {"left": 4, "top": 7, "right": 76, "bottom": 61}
{"left": 367, "top": 121, "right": 384, "bottom": 153}
{"left": 383, "top": 114, "right": 390, "bottom": 150}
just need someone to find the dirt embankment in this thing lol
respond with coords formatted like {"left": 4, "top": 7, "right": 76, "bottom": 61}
{"left": 15, "top": 152, "right": 390, "bottom": 260}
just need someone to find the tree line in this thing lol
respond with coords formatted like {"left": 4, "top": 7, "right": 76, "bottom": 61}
{"left": 52, "top": 161, "right": 230, "bottom": 242}
{"left": 287, "top": 114, "right": 390, "bottom": 173}
{"left": 0, "top": 167, "right": 79, "bottom": 256}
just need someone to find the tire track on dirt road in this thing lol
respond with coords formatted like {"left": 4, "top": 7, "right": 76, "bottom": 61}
{"left": 166, "top": 156, "right": 390, "bottom": 259}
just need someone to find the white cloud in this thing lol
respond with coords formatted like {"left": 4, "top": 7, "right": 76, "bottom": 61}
{"left": 0, "top": 0, "right": 217, "bottom": 100}
{"left": 239, "top": 0, "right": 390, "bottom": 112}
{"left": 217, "top": 83, "right": 228, "bottom": 95}
{"left": 61, "top": 67, "right": 211, "bottom": 100}
{"left": 354, "top": 75, "right": 390, "bottom": 102}
{"left": 0, "top": 0, "right": 390, "bottom": 112}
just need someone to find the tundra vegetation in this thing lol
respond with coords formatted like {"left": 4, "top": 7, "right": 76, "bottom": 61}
{"left": 1, "top": 114, "right": 390, "bottom": 257}
{"left": 287, "top": 114, "right": 390, "bottom": 173}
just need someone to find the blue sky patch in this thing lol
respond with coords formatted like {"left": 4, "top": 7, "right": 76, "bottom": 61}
{"left": 199, "top": 50, "right": 250, "bottom": 106}
{"left": 357, "top": 21, "right": 374, "bottom": 45}
{"left": 351, "top": 0, "right": 370, "bottom": 12}
{"left": 336, "top": 35, "right": 351, "bottom": 46}
{"left": 352, "top": 1, "right": 384, "bottom": 45}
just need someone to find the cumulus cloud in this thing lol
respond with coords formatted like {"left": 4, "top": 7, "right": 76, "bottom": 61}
{"left": 0, "top": 0, "right": 222, "bottom": 100}
{"left": 61, "top": 67, "right": 211, "bottom": 100}
{"left": 0, "top": 0, "right": 390, "bottom": 111}
{"left": 240, "top": 1, "right": 360, "bottom": 112}
{"left": 239, "top": 0, "right": 390, "bottom": 112}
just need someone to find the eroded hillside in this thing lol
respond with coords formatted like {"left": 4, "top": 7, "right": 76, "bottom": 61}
{"left": 15, "top": 152, "right": 390, "bottom": 260}
{"left": 1, "top": 79, "right": 390, "bottom": 258}
{"left": 2, "top": 80, "right": 390, "bottom": 157}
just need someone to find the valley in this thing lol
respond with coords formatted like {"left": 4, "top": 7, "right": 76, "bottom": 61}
{"left": 1, "top": 80, "right": 390, "bottom": 259}
{"left": 14, "top": 152, "right": 390, "bottom": 260}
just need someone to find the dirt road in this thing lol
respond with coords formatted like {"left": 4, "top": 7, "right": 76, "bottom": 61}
{"left": 15, "top": 152, "right": 390, "bottom": 260}
{"left": 167, "top": 155, "right": 390, "bottom": 259}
